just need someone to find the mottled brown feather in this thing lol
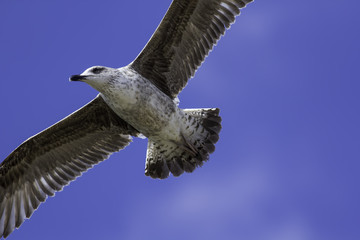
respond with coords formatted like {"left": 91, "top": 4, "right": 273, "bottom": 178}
{"left": 0, "top": 95, "right": 138, "bottom": 238}
{"left": 131, "top": 0, "right": 253, "bottom": 98}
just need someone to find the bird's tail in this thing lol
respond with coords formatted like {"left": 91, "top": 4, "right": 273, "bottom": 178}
{"left": 145, "top": 108, "right": 221, "bottom": 179}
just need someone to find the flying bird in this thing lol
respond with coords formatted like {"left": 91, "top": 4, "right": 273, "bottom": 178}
{"left": 0, "top": 0, "right": 253, "bottom": 238}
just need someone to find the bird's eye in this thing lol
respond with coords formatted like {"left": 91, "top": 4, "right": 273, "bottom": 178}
{"left": 92, "top": 67, "right": 105, "bottom": 74}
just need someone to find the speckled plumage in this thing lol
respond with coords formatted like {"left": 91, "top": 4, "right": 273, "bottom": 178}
{"left": 96, "top": 66, "right": 178, "bottom": 138}
{"left": 0, "top": 0, "right": 253, "bottom": 238}
{"left": 82, "top": 66, "right": 221, "bottom": 180}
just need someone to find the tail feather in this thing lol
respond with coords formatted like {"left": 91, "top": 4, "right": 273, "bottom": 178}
{"left": 145, "top": 108, "right": 221, "bottom": 179}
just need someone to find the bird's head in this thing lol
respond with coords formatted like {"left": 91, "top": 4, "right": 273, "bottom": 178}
{"left": 70, "top": 66, "right": 117, "bottom": 92}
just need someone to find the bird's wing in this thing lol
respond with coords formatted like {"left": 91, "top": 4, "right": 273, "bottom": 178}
{"left": 0, "top": 95, "right": 139, "bottom": 238}
{"left": 130, "top": 0, "right": 253, "bottom": 98}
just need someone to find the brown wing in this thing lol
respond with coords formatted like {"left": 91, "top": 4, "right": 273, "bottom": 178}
{"left": 130, "top": 0, "right": 253, "bottom": 98}
{"left": 0, "top": 95, "right": 138, "bottom": 238}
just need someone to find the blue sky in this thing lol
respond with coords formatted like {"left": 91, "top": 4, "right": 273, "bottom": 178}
{"left": 1, "top": 0, "right": 359, "bottom": 239}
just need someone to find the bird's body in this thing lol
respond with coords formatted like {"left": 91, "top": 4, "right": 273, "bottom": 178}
{"left": 95, "top": 66, "right": 180, "bottom": 140}
{"left": 0, "top": 0, "right": 253, "bottom": 238}
{"left": 75, "top": 65, "right": 221, "bottom": 177}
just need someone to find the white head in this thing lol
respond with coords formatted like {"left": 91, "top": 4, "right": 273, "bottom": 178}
{"left": 70, "top": 66, "right": 118, "bottom": 92}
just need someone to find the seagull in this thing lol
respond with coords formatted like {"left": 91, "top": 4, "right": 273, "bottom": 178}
{"left": 0, "top": 0, "right": 253, "bottom": 238}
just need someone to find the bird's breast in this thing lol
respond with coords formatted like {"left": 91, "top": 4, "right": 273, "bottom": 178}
{"left": 100, "top": 74, "right": 180, "bottom": 138}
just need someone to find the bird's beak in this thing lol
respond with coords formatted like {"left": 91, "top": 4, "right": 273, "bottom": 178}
{"left": 69, "top": 75, "right": 86, "bottom": 82}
